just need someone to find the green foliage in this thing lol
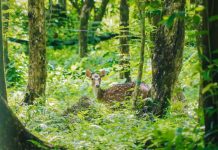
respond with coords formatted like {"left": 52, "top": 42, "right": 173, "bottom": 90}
{"left": 6, "top": 62, "right": 24, "bottom": 87}
{"left": 6, "top": 0, "right": 206, "bottom": 149}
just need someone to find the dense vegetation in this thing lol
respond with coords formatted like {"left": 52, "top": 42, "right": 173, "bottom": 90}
{"left": 0, "top": 0, "right": 217, "bottom": 149}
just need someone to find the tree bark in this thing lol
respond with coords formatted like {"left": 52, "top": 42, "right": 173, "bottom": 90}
{"left": 151, "top": 0, "right": 185, "bottom": 116}
{"left": 0, "top": 99, "right": 52, "bottom": 150}
{"left": 195, "top": 0, "right": 204, "bottom": 109}
{"left": 24, "top": 0, "right": 47, "bottom": 104}
{"left": 0, "top": 0, "right": 7, "bottom": 102}
{"left": 119, "top": 0, "right": 131, "bottom": 82}
{"left": 0, "top": 97, "right": 64, "bottom": 149}
{"left": 132, "top": 1, "right": 145, "bottom": 108}
{"left": 92, "top": 0, "right": 109, "bottom": 32}
{"left": 79, "top": 0, "right": 94, "bottom": 58}
{"left": 201, "top": 0, "right": 218, "bottom": 147}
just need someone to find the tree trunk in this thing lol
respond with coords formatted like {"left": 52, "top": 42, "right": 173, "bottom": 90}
{"left": 119, "top": 0, "right": 131, "bottom": 82}
{"left": 0, "top": 0, "right": 7, "bottom": 102}
{"left": 151, "top": 0, "right": 185, "bottom": 116}
{"left": 24, "top": 0, "right": 47, "bottom": 104}
{"left": 195, "top": 0, "right": 204, "bottom": 109}
{"left": 0, "top": 97, "right": 63, "bottom": 149}
{"left": 132, "top": 2, "right": 145, "bottom": 108}
{"left": 2, "top": 0, "right": 9, "bottom": 66}
{"left": 92, "top": 0, "right": 109, "bottom": 32}
{"left": 79, "top": 0, "right": 94, "bottom": 58}
{"left": 90, "top": 0, "right": 109, "bottom": 47}
{"left": 201, "top": 0, "right": 218, "bottom": 147}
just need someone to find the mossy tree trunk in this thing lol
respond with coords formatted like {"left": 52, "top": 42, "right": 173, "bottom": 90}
{"left": 195, "top": 0, "right": 204, "bottom": 109}
{"left": 151, "top": 0, "right": 185, "bottom": 116}
{"left": 201, "top": 0, "right": 218, "bottom": 147}
{"left": 0, "top": 99, "right": 60, "bottom": 149}
{"left": 79, "top": 0, "right": 94, "bottom": 58}
{"left": 0, "top": 0, "right": 7, "bottom": 102}
{"left": 132, "top": 1, "right": 145, "bottom": 108}
{"left": 0, "top": 2, "right": 53, "bottom": 149}
{"left": 24, "top": 0, "right": 47, "bottom": 104}
{"left": 119, "top": 0, "right": 131, "bottom": 82}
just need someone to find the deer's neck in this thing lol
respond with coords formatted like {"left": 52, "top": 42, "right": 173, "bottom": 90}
{"left": 93, "top": 87, "right": 104, "bottom": 100}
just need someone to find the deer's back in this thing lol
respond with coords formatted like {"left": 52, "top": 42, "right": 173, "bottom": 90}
{"left": 101, "top": 82, "right": 135, "bottom": 102}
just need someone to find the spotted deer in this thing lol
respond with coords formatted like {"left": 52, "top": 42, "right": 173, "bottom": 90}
{"left": 86, "top": 69, "right": 150, "bottom": 102}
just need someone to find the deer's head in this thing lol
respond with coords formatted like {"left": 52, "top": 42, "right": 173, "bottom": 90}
{"left": 86, "top": 69, "right": 106, "bottom": 88}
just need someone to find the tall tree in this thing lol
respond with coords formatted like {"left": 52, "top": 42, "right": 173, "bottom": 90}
{"left": 70, "top": 0, "right": 109, "bottom": 56}
{"left": 24, "top": 0, "right": 47, "bottom": 104}
{"left": 132, "top": 1, "right": 146, "bottom": 108}
{"left": 201, "top": 0, "right": 218, "bottom": 147}
{"left": 92, "top": 0, "right": 109, "bottom": 33}
{"left": 79, "top": 0, "right": 94, "bottom": 58}
{"left": 0, "top": 2, "right": 54, "bottom": 149}
{"left": 119, "top": 0, "right": 131, "bottom": 82}
{"left": 150, "top": 0, "right": 185, "bottom": 116}
{"left": 0, "top": 0, "right": 7, "bottom": 102}
{"left": 195, "top": 0, "right": 204, "bottom": 109}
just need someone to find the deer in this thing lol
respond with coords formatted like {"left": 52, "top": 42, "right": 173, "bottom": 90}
{"left": 86, "top": 69, "right": 150, "bottom": 102}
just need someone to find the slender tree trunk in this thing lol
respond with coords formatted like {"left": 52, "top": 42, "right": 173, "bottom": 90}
{"left": 24, "top": 0, "right": 47, "bottom": 104}
{"left": 119, "top": 0, "right": 131, "bottom": 82}
{"left": 92, "top": 0, "right": 109, "bottom": 32}
{"left": 195, "top": 0, "right": 203, "bottom": 109}
{"left": 132, "top": 2, "right": 145, "bottom": 108}
{"left": 201, "top": 0, "right": 218, "bottom": 147}
{"left": 90, "top": 0, "right": 109, "bottom": 47}
{"left": 79, "top": 0, "right": 94, "bottom": 58}
{"left": 2, "top": 0, "right": 9, "bottom": 66}
{"left": 151, "top": 0, "right": 185, "bottom": 116}
{"left": 0, "top": 0, "right": 7, "bottom": 102}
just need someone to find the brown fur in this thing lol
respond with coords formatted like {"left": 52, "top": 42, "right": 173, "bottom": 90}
{"left": 86, "top": 70, "right": 150, "bottom": 102}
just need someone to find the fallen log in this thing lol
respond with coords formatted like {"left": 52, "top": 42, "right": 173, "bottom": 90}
{"left": 8, "top": 33, "right": 139, "bottom": 47}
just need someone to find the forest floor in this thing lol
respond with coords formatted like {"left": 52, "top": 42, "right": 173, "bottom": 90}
{"left": 7, "top": 39, "right": 204, "bottom": 149}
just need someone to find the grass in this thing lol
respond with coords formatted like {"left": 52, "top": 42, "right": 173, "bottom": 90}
{"left": 7, "top": 38, "right": 203, "bottom": 149}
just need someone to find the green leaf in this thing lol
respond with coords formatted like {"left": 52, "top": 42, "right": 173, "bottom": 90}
{"left": 202, "top": 83, "right": 217, "bottom": 94}
{"left": 193, "top": 15, "right": 201, "bottom": 25}
{"left": 195, "top": 5, "right": 204, "bottom": 12}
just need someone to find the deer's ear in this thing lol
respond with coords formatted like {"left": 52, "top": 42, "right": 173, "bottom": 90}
{"left": 100, "top": 70, "right": 106, "bottom": 77}
{"left": 86, "top": 69, "right": 92, "bottom": 78}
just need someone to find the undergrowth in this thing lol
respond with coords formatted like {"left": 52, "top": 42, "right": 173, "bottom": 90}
{"left": 7, "top": 37, "right": 203, "bottom": 149}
